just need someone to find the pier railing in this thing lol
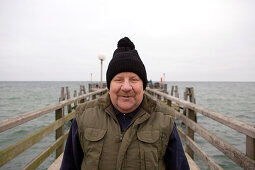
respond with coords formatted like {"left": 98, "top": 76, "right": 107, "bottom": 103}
{"left": 146, "top": 88, "right": 255, "bottom": 170}
{"left": 0, "top": 88, "right": 107, "bottom": 170}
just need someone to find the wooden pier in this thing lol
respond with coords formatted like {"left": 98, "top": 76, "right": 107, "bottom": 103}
{"left": 0, "top": 83, "right": 254, "bottom": 170}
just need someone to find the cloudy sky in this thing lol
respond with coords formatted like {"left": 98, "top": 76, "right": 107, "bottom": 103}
{"left": 0, "top": 0, "right": 254, "bottom": 81}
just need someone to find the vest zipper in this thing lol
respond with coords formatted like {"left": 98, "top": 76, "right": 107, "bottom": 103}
{"left": 120, "top": 125, "right": 128, "bottom": 141}
{"left": 120, "top": 132, "right": 124, "bottom": 141}
{"left": 119, "top": 111, "right": 147, "bottom": 142}
{"left": 119, "top": 123, "right": 130, "bottom": 142}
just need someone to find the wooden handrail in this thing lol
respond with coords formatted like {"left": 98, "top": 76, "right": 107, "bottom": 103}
{"left": 170, "top": 107, "right": 255, "bottom": 169}
{"left": 146, "top": 88, "right": 255, "bottom": 138}
{"left": 177, "top": 127, "right": 223, "bottom": 170}
{"left": 59, "top": 88, "right": 107, "bottom": 107}
{"left": 0, "top": 89, "right": 107, "bottom": 133}
{"left": 0, "top": 112, "right": 75, "bottom": 167}
{"left": 23, "top": 131, "right": 69, "bottom": 170}
{"left": 0, "top": 104, "right": 61, "bottom": 133}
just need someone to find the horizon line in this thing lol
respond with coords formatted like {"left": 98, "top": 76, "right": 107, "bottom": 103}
{"left": 0, "top": 80, "right": 255, "bottom": 82}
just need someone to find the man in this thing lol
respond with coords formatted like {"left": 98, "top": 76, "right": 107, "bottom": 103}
{"left": 61, "top": 37, "right": 189, "bottom": 170}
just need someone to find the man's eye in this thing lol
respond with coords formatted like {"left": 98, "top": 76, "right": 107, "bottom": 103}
{"left": 131, "top": 78, "right": 138, "bottom": 81}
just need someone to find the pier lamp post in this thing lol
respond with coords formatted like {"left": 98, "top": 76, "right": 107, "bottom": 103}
{"left": 90, "top": 73, "right": 93, "bottom": 83}
{"left": 163, "top": 73, "right": 166, "bottom": 83}
{"left": 98, "top": 55, "right": 106, "bottom": 88}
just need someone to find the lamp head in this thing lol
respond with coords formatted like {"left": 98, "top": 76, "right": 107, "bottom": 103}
{"left": 98, "top": 55, "right": 106, "bottom": 61}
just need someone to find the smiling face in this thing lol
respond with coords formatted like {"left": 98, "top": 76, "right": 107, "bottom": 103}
{"left": 109, "top": 72, "right": 144, "bottom": 113}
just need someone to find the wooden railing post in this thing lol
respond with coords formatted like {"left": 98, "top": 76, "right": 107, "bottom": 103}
{"left": 82, "top": 85, "right": 86, "bottom": 94}
{"left": 174, "top": 85, "right": 179, "bottom": 98}
{"left": 73, "top": 90, "right": 77, "bottom": 108}
{"left": 157, "top": 94, "right": 161, "bottom": 100}
{"left": 55, "top": 87, "right": 65, "bottom": 159}
{"left": 185, "top": 87, "right": 197, "bottom": 159}
{"left": 183, "top": 89, "right": 188, "bottom": 116}
{"left": 171, "top": 86, "right": 174, "bottom": 96}
{"left": 246, "top": 136, "right": 255, "bottom": 162}
{"left": 66, "top": 87, "right": 72, "bottom": 113}
{"left": 163, "top": 84, "right": 167, "bottom": 93}
{"left": 79, "top": 85, "right": 85, "bottom": 103}
{"left": 79, "top": 85, "right": 82, "bottom": 95}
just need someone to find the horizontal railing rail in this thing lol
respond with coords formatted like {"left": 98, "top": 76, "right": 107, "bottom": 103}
{"left": 0, "top": 89, "right": 107, "bottom": 133}
{"left": 146, "top": 88, "right": 255, "bottom": 138}
{"left": 177, "top": 127, "right": 223, "bottom": 170}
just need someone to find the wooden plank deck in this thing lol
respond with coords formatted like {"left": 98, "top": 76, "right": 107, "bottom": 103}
{"left": 186, "top": 153, "right": 200, "bottom": 170}
{"left": 47, "top": 153, "right": 63, "bottom": 170}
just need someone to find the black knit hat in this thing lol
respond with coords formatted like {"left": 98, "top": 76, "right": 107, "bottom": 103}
{"left": 106, "top": 37, "right": 147, "bottom": 89}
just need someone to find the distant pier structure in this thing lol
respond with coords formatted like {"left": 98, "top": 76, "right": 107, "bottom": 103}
{"left": 88, "top": 83, "right": 107, "bottom": 92}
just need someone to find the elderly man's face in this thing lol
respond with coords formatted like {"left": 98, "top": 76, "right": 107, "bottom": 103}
{"left": 109, "top": 72, "right": 144, "bottom": 113}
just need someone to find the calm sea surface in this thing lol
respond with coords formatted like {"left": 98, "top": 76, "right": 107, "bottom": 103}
{"left": 0, "top": 81, "right": 254, "bottom": 170}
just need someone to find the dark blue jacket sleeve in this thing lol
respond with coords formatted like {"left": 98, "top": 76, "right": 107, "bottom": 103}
{"left": 164, "top": 123, "right": 190, "bottom": 170}
{"left": 60, "top": 119, "right": 83, "bottom": 170}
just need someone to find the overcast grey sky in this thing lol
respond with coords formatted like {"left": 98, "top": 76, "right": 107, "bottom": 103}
{"left": 0, "top": 0, "right": 254, "bottom": 81}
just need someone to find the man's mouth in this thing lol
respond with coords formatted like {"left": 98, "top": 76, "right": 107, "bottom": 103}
{"left": 118, "top": 93, "right": 135, "bottom": 98}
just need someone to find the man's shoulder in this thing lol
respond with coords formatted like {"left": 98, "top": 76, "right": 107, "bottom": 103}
{"left": 155, "top": 101, "right": 173, "bottom": 116}
{"left": 76, "top": 93, "right": 110, "bottom": 114}
{"left": 143, "top": 92, "right": 174, "bottom": 117}
{"left": 76, "top": 99, "right": 99, "bottom": 113}
{"left": 75, "top": 94, "right": 111, "bottom": 129}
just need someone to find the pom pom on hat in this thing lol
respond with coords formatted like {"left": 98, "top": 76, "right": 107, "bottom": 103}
{"left": 117, "top": 37, "right": 135, "bottom": 50}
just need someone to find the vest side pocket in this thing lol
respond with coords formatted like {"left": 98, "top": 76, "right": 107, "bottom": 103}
{"left": 83, "top": 128, "right": 107, "bottom": 170}
{"left": 137, "top": 130, "right": 160, "bottom": 170}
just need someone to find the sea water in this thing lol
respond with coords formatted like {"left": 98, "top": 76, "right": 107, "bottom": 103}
{"left": 0, "top": 81, "right": 254, "bottom": 170}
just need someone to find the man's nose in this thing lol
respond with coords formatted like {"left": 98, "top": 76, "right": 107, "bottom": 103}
{"left": 121, "top": 80, "right": 132, "bottom": 91}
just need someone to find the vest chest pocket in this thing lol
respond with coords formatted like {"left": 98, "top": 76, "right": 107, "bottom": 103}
{"left": 83, "top": 128, "right": 106, "bottom": 169}
{"left": 137, "top": 130, "right": 160, "bottom": 170}
{"left": 85, "top": 128, "right": 106, "bottom": 141}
